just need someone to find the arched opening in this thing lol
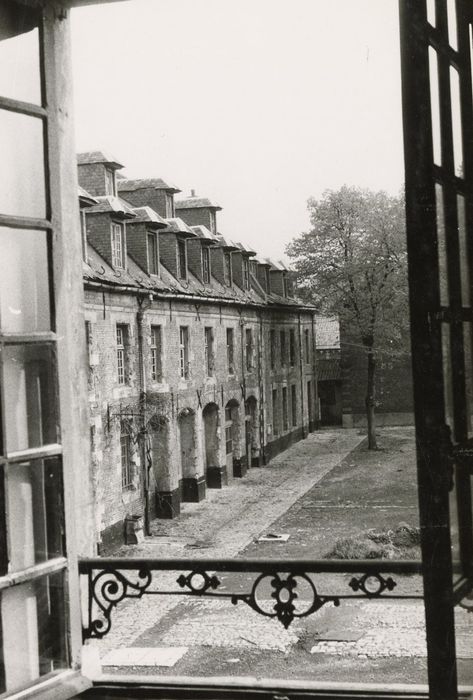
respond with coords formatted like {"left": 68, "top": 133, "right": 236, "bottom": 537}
{"left": 148, "top": 415, "right": 178, "bottom": 520}
{"left": 178, "top": 408, "right": 204, "bottom": 502}
{"left": 225, "top": 399, "right": 245, "bottom": 478}
{"left": 245, "top": 395, "right": 260, "bottom": 468}
{"left": 203, "top": 402, "right": 224, "bottom": 488}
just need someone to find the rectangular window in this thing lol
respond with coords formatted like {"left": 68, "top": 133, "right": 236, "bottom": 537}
{"left": 246, "top": 328, "right": 254, "bottom": 372}
{"left": 291, "top": 384, "right": 297, "bottom": 426}
{"left": 227, "top": 328, "right": 235, "bottom": 374}
{"left": 225, "top": 407, "right": 233, "bottom": 455}
{"left": 289, "top": 328, "right": 296, "bottom": 366}
{"left": 105, "top": 168, "right": 116, "bottom": 196}
{"left": 165, "top": 193, "right": 174, "bottom": 218}
{"left": 307, "top": 380, "right": 313, "bottom": 422}
{"left": 270, "top": 329, "right": 276, "bottom": 370}
{"left": 150, "top": 325, "right": 162, "bottom": 382}
{"left": 304, "top": 328, "right": 310, "bottom": 362}
{"left": 209, "top": 210, "right": 217, "bottom": 234}
{"left": 272, "top": 388, "right": 279, "bottom": 436}
{"left": 280, "top": 330, "right": 287, "bottom": 366}
{"left": 111, "top": 222, "right": 125, "bottom": 269}
{"left": 283, "top": 275, "right": 289, "bottom": 297}
{"left": 177, "top": 239, "right": 187, "bottom": 280}
{"left": 243, "top": 257, "right": 250, "bottom": 290}
{"left": 120, "top": 423, "right": 132, "bottom": 489}
{"left": 147, "top": 232, "right": 159, "bottom": 276}
{"left": 204, "top": 327, "right": 214, "bottom": 377}
{"left": 224, "top": 252, "right": 232, "bottom": 286}
{"left": 266, "top": 268, "right": 271, "bottom": 292}
{"left": 202, "top": 246, "right": 211, "bottom": 284}
{"left": 179, "top": 326, "right": 189, "bottom": 379}
{"left": 116, "top": 324, "right": 127, "bottom": 385}
{"left": 282, "top": 386, "right": 288, "bottom": 431}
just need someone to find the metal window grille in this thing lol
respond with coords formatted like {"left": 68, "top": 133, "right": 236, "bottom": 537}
{"left": 272, "top": 388, "right": 278, "bottom": 436}
{"left": 111, "top": 222, "right": 124, "bottom": 269}
{"left": 177, "top": 240, "right": 187, "bottom": 280}
{"left": 150, "top": 325, "right": 162, "bottom": 382}
{"left": 116, "top": 325, "right": 126, "bottom": 385}
{"left": 120, "top": 424, "right": 132, "bottom": 489}
{"left": 291, "top": 384, "right": 297, "bottom": 426}
{"left": 204, "top": 327, "right": 214, "bottom": 376}
{"left": 245, "top": 328, "right": 253, "bottom": 371}
{"left": 282, "top": 387, "right": 288, "bottom": 431}
{"left": 147, "top": 232, "right": 158, "bottom": 276}
{"left": 179, "top": 326, "right": 189, "bottom": 379}
{"left": 289, "top": 328, "right": 296, "bottom": 366}
{"left": 226, "top": 327, "right": 234, "bottom": 374}
{"left": 224, "top": 252, "right": 232, "bottom": 286}
{"left": 202, "top": 246, "right": 210, "bottom": 284}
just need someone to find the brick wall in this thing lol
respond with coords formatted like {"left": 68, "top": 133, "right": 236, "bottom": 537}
{"left": 119, "top": 187, "right": 170, "bottom": 218}
{"left": 187, "top": 238, "right": 204, "bottom": 282}
{"left": 86, "top": 212, "right": 127, "bottom": 269}
{"left": 127, "top": 221, "right": 150, "bottom": 273}
{"left": 232, "top": 252, "right": 244, "bottom": 289}
{"left": 210, "top": 246, "right": 226, "bottom": 286}
{"left": 270, "top": 269, "right": 284, "bottom": 296}
{"left": 175, "top": 207, "right": 213, "bottom": 229}
{"left": 78, "top": 162, "right": 108, "bottom": 197}
{"left": 159, "top": 233, "right": 178, "bottom": 277}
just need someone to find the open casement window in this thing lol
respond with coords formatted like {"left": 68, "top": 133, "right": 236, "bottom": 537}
{"left": 400, "top": 1, "right": 473, "bottom": 697}
{"left": 0, "top": 2, "right": 92, "bottom": 698}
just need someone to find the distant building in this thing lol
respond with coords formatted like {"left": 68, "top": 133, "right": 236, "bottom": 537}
{"left": 78, "top": 152, "right": 318, "bottom": 551}
{"left": 315, "top": 316, "right": 342, "bottom": 426}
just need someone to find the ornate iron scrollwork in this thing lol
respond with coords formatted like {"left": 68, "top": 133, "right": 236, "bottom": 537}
{"left": 349, "top": 572, "right": 396, "bottom": 597}
{"left": 86, "top": 568, "right": 152, "bottom": 639}
{"left": 177, "top": 570, "right": 221, "bottom": 594}
{"left": 231, "top": 572, "right": 340, "bottom": 629}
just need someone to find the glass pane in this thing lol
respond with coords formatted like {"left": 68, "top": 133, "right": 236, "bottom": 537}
{"left": 442, "top": 323, "right": 454, "bottom": 432}
{"left": 464, "top": 323, "right": 473, "bottom": 438}
{"left": 450, "top": 66, "right": 464, "bottom": 178}
{"left": 0, "top": 228, "right": 51, "bottom": 333}
{"left": 2, "top": 344, "right": 59, "bottom": 454}
{"left": 0, "top": 22, "right": 41, "bottom": 104}
{"left": 0, "top": 110, "right": 46, "bottom": 219}
{"left": 427, "top": 0, "right": 436, "bottom": 26}
{"left": 447, "top": 0, "right": 458, "bottom": 51}
{"left": 457, "top": 196, "right": 471, "bottom": 307}
{"left": 5, "top": 458, "right": 64, "bottom": 573}
{"left": 436, "top": 183, "right": 449, "bottom": 305}
{"left": 429, "top": 48, "right": 441, "bottom": 166}
{"left": 0, "top": 572, "right": 67, "bottom": 693}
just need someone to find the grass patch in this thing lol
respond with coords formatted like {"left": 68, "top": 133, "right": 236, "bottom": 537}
{"left": 324, "top": 523, "right": 421, "bottom": 560}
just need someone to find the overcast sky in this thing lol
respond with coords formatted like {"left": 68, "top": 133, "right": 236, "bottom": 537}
{"left": 71, "top": 0, "right": 403, "bottom": 261}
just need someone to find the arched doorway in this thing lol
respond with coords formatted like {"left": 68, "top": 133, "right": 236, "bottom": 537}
{"left": 225, "top": 399, "right": 245, "bottom": 478}
{"left": 203, "top": 402, "right": 225, "bottom": 488}
{"left": 178, "top": 408, "right": 204, "bottom": 502}
{"left": 245, "top": 395, "right": 259, "bottom": 468}
{"left": 148, "top": 415, "right": 178, "bottom": 520}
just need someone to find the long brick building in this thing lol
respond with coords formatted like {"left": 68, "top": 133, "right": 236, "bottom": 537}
{"left": 77, "top": 151, "right": 318, "bottom": 551}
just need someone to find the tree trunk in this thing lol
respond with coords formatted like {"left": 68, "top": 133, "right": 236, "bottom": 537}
{"left": 365, "top": 346, "right": 377, "bottom": 449}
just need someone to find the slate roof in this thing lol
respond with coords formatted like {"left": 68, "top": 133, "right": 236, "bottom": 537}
{"left": 175, "top": 196, "right": 222, "bottom": 211}
{"left": 128, "top": 206, "right": 168, "bottom": 228}
{"left": 160, "top": 217, "right": 197, "bottom": 236}
{"left": 315, "top": 316, "right": 340, "bottom": 349}
{"left": 77, "top": 150, "right": 123, "bottom": 169}
{"left": 190, "top": 225, "right": 219, "bottom": 243}
{"left": 117, "top": 178, "right": 181, "bottom": 194}
{"left": 78, "top": 186, "right": 98, "bottom": 207}
{"left": 86, "top": 195, "right": 136, "bottom": 218}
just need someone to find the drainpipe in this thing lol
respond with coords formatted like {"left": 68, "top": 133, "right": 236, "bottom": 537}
{"left": 137, "top": 294, "right": 152, "bottom": 536}
{"left": 257, "top": 310, "right": 266, "bottom": 465}
{"left": 298, "top": 312, "right": 306, "bottom": 437}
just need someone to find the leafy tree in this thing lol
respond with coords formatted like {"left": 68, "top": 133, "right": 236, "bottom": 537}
{"left": 287, "top": 186, "right": 409, "bottom": 449}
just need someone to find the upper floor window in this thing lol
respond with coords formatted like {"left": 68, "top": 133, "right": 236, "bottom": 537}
{"left": 209, "top": 210, "right": 217, "bottom": 234}
{"left": 226, "top": 327, "right": 235, "bottom": 374}
{"left": 111, "top": 222, "right": 125, "bottom": 269}
{"left": 116, "top": 324, "right": 128, "bottom": 385}
{"left": 150, "top": 325, "right": 162, "bottom": 382}
{"left": 179, "top": 326, "right": 189, "bottom": 379}
{"left": 245, "top": 328, "right": 254, "bottom": 372}
{"left": 272, "top": 388, "right": 279, "bottom": 436}
{"left": 165, "top": 193, "right": 174, "bottom": 218}
{"left": 291, "top": 384, "right": 297, "bottom": 427}
{"left": 105, "top": 167, "right": 116, "bottom": 196}
{"left": 224, "top": 252, "right": 232, "bottom": 287}
{"left": 120, "top": 422, "right": 133, "bottom": 489}
{"left": 289, "top": 328, "right": 296, "bottom": 366}
{"left": 147, "top": 232, "right": 159, "bottom": 276}
{"left": 202, "top": 246, "right": 211, "bottom": 284}
{"left": 266, "top": 268, "right": 271, "bottom": 293}
{"left": 304, "top": 328, "right": 311, "bottom": 362}
{"left": 243, "top": 257, "right": 250, "bottom": 290}
{"left": 177, "top": 239, "right": 187, "bottom": 280}
{"left": 280, "top": 330, "right": 287, "bottom": 366}
{"left": 204, "top": 327, "right": 214, "bottom": 377}
{"left": 270, "top": 329, "right": 276, "bottom": 370}
{"left": 283, "top": 275, "right": 289, "bottom": 297}
{"left": 282, "top": 386, "right": 289, "bottom": 431}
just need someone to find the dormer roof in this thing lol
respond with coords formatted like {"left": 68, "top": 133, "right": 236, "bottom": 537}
{"left": 161, "top": 217, "right": 197, "bottom": 236}
{"left": 77, "top": 150, "right": 124, "bottom": 170}
{"left": 190, "top": 225, "right": 219, "bottom": 243}
{"left": 117, "top": 178, "right": 181, "bottom": 194}
{"left": 128, "top": 206, "right": 168, "bottom": 229}
{"left": 215, "top": 234, "right": 239, "bottom": 251}
{"left": 86, "top": 195, "right": 136, "bottom": 219}
{"left": 175, "top": 195, "right": 222, "bottom": 211}
{"left": 78, "top": 186, "right": 98, "bottom": 207}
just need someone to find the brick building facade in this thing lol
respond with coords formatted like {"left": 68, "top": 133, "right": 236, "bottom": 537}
{"left": 78, "top": 152, "right": 317, "bottom": 552}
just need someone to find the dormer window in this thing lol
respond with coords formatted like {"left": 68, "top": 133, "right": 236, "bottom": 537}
{"left": 147, "top": 232, "right": 159, "bottom": 276}
{"left": 265, "top": 268, "right": 271, "bottom": 292}
{"left": 224, "top": 252, "right": 232, "bottom": 287}
{"left": 105, "top": 167, "right": 116, "bottom": 196}
{"left": 165, "top": 193, "right": 174, "bottom": 218}
{"left": 111, "top": 222, "right": 125, "bottom": 269}
{"left": 243, "top": 257, "right": 250, "bottom": 290}
{"left": 283, "top": 275, "right": 289, "bottom": 296}
{"left": 202, "top": 246, "right": 211, "bottom": 284}
{"left": 177, "top": 239, "right": 187, "bottom": 280}
{"left": 209, "top": 210, "right": 217, "bottom": 234}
